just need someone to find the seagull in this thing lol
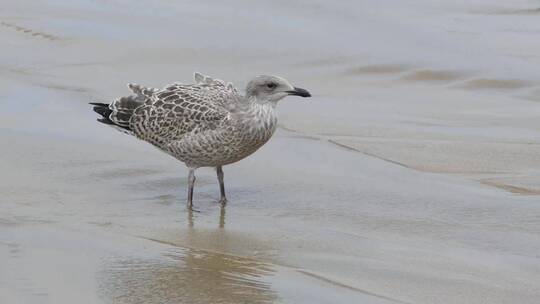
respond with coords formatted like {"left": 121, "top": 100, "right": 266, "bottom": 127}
{"left": 90, "top": 73, "right": 311, "bottom": 208}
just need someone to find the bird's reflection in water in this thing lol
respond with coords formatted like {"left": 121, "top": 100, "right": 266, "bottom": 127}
{"left": 101, "top": 245, "right": 276, "bottom": 304}
{"left": 187, "top": 203, "right": 226, "bottom": 229}
{"left": 101, "top": 204, "right": 276, "bottom": 304}
{"left": 188, "top": 207, "right": 194, "bottom": 228}
{"left": 219, "top": 204, "right": 226, "bottom": 228}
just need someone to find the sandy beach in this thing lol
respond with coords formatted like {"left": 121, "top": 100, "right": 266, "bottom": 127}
{"left": 2, "top": 1, "right": 540, "bottom": 303}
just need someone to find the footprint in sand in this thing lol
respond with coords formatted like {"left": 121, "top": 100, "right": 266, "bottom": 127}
{"left": 399, "top": 69, "right": 468, "bottom": 84}
{"left": 1, "top": 21, "right": 60, "bottom": 41}
{"left": 346, "top": 64, "right": 409, "bottom": 75}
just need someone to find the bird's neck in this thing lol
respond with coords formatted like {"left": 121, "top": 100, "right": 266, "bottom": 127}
{"left": 237, "top": 100, "right": 278, "bottom": 139}
{"left": 246, "top": 100, "right": 277, "bottom": 121}
{"left": 247, "top": 95, "right": 278, "bottom": 108}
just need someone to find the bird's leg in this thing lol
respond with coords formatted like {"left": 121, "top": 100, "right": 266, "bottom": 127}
{"left": 187, "top": 169, "right": 196, "bottom": 209}
{"left": 216, "top": 166, "right": 227, "bottom": 205}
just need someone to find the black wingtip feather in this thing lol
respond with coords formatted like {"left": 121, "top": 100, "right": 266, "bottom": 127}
{"left": 91, "top": 102, "right": 114, "bottom": 124}
{"left": 90, "top": 102, "right": 132, "bottom": 131}
{"left": 93, "top": 105, "right": 112, "bottom": 118}
{"left": 97, "top": 118, "right": 115, "bottom": 125}
{"left": 89, "top": 102, "right": 110, "bottom": 107}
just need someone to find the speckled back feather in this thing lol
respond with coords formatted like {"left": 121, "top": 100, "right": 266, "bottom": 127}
{"left": 128, "top": 73, "right": 243, "bottom": 148}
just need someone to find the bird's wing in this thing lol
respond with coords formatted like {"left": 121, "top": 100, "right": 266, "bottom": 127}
{"left": 163, "top": 72, "right": 241, "bottom": 108}
{"left": 193, "top": 72, "right": 239, "bottom": 94}
{"left": 129, "top": 75, "right": 242, "bottom": 146}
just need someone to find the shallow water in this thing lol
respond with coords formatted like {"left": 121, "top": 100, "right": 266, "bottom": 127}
{"left": 2, "top": 0, "right": 540, "bottom": 303}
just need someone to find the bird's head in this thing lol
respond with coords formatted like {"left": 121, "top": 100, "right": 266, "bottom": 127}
{"left": 245, "top": 75, "right": 311, "bottom": 104}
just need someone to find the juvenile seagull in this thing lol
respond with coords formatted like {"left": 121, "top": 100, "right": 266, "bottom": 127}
{"left": 90, "top": 73, "right": 311, "bottom": 208}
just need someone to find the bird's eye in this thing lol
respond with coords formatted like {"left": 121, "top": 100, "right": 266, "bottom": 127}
{"left": 266, "top": 83, "right": 277, "bottom": 89}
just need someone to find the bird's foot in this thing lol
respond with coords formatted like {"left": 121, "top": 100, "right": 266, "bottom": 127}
{"left": 187, "top": 205, "right": 201, "bottom": 213}
{"left": 187, "top": 201, "right": 201, "bottom": 212}
{"left": 218, "top": 197, "right": 227, "bottom": 205}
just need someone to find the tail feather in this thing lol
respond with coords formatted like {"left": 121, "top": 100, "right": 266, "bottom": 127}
{"left": 89, "top": 102, "right": 109, "bottom": 107}
{"left": 90, "top": 84, "right": 152, "bottom": 135}
{"left": 109, "top": 96, "right": 142, "bottom": 128}
{"left": 91, "top": 103, "right": 113, "bottom": 119}
{"left": 97, "top": 117, "right": 116, "bottom": 126}
{"left": 90, "top": 95, "right": 144, "bottom": 134}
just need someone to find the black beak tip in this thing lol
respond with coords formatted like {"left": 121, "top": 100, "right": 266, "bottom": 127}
{"left": 289, "top": 87, "right": 311, "bottom": 98}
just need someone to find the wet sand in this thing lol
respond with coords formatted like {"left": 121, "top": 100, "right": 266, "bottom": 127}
{"left": 2, "top": 1, "right": 540, "bottom": 303}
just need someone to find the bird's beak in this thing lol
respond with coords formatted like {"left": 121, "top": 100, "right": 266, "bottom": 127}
{"left": 286, "top": 87, "right": 311, "bottom": 98}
